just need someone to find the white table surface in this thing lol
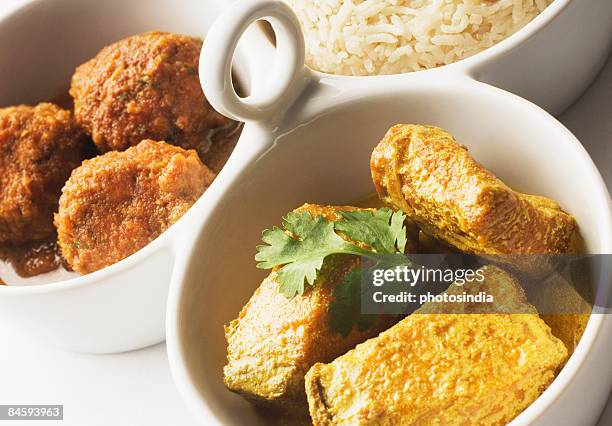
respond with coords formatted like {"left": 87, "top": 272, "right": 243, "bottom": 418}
{"left": 0, "top": 1, "right": 611, "bottom": 425}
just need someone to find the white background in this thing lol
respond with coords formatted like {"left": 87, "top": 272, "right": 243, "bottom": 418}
{"left": 0, "top": 0, "right": 611, "bottom": 425}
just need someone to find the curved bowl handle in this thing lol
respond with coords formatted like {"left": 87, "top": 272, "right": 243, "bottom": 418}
{"left": 200, "top": 0, "right": 307, "bottom": 122}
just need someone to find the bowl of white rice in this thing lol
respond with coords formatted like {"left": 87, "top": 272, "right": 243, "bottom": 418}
{"left": 242, "top": 0, "right": 612, "bottom": 115}
{"left": 287, "top": 0, "right": 553, "bottom": 76}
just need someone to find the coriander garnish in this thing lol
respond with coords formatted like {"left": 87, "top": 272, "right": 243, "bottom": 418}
{"left": 255, "top": 207, "right": 408, "bottom": 334}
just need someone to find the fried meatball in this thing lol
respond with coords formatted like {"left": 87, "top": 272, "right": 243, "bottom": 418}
{"left": 0, "top": 103, "right": 89, "bottom": 244}
{"left": 55, "top": 140, "right": 215, "bottom": 274}
{"left": 70, "top": 31, "right": 230, "bottom": 157}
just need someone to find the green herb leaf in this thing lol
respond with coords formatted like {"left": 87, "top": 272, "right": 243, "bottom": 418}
{"left": 255, "top": 212, "right": 361, "bottom": 297}
{"left": 335, "top": 208, "right": 407, "bottom": 254}
{"left": 329, "top": 269, "right": 377, "bottom": 337}
{"left": 255, "top": 208, "right": 408, "bottom": 301}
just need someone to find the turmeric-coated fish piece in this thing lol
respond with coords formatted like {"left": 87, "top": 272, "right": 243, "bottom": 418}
{"left": 371, "top": 124, "right": 576, "bottom": 255}
{"left": 305, "top": 265, "right": 567, "bottom": 425}
{"left": 223, "top": 204, "right": 402, "bottom": 413}
{"left": 528, "top": 270, "right": 592, "bottom": 352}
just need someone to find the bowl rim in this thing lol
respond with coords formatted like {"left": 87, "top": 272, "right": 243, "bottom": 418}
{"left": 165, "top": 79, "right": 612, "bottom": 426}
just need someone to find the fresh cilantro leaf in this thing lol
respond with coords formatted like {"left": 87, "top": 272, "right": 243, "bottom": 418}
{"left": 255, "top": 208, "right": 408, "bottom": 299}
{"left": 256, "top": 212, "right": 343, "bottom": 268}
{"left": 255, "top": 212, "right": 367, "bottom": 297}
{"left": 275, "top": 259, "right": 321, "bottom": 298}
{"left": 335, "top": 208, "right": 407, "bottom": 254}
{"left": 329, "top": 269, "right": 377, "bottom": 337}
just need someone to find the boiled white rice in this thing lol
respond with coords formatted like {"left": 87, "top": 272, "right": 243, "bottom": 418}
{"left": 285, "top": 0, "right": 553, "bottom": 76}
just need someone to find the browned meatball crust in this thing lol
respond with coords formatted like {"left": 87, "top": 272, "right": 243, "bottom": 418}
{"left": 0, "top": 103, "right": 89, "bottom": 244}
{"left": 70, "top": 31, "right": 230, "bottom": 156}
{"left": 55, "top": 140, "right": 215, "bottom": 274}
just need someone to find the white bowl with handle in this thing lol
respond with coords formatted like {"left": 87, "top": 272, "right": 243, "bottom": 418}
{"left": 166, "top": 1, "right": 612, "bottom": 424}
{"left": 201, "top": 0, "right": 612, "bottom": 120}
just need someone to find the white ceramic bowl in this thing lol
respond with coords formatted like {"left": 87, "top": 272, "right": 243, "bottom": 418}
{"left": 0, "top": 0, "right": 272, "bottom": 353}
{"left": 166, "top": 1, "right": 612, "bottom": 425}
